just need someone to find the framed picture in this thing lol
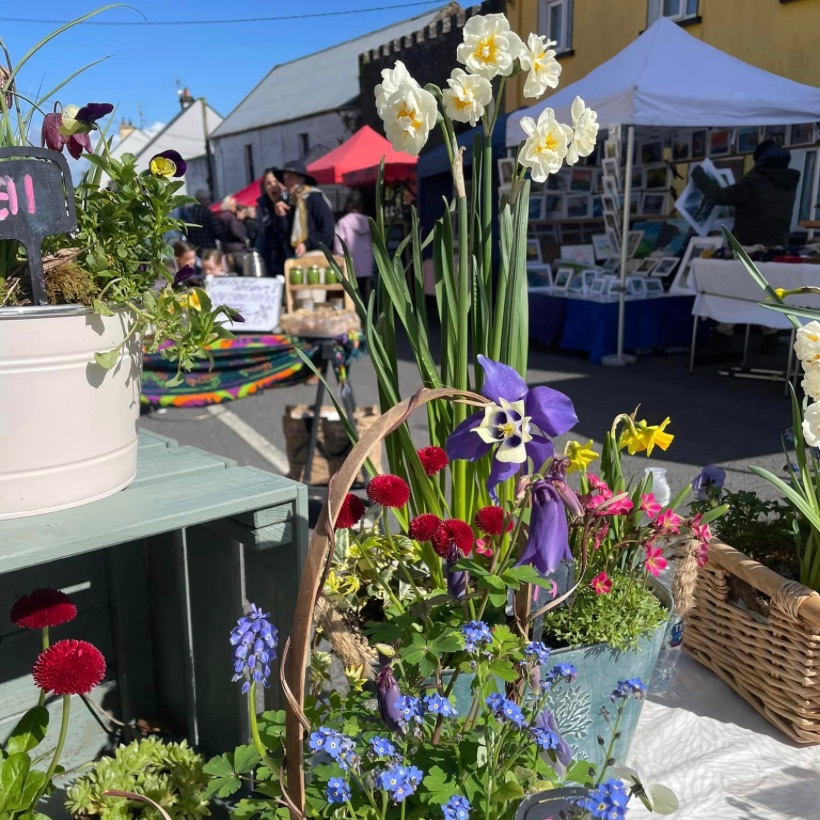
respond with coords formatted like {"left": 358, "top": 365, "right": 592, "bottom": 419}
{"left": 591, "top": 169, "right": 602, "bottom": 193}
{"left": 644, "top": 165, "right": 669, "bottom": 191}
{"left": 560, "top": 244, "right": 597, "bottom": 266}
{"left": 569, "top": 167, "right": 595, "bottom": 192}
{"left": 606, "top": 227, "right": 621, "bottom": 257}
{"left": 691, "top": 129, "right": 708, "bottom": 160}
{"left": 497, "top": 157, "right": 515, "bottom": 186}
{"left": 553, "top": 267, "right": 573, "bottom": 291}
{"left": 788, "top": 122, "right": 815, "bottom": 147}
{"left": 650, "top": 257, "right": 679, "bottom": 277}
{"left": 603, "top": 256, "right": 620, "bottom": 273}
{"left": 527, "top": 263, "right": 553, "bottom": 289}
{"left": 608, "top": 125, "right": 622, "bottom": 142}
{"left": 591, "top": 194, "right": 604, "bottom": 218}
{"left": 545, "top": 193, "right": 566, "bottom": 218}
{"left": 640, "top": 140, "right": 663, "bottom": 165}
{"left": 737, "top": 126, "right": 762, "bottom": 155}
{"left": 601, "top": 193, "right": 619, "bottom": 213}
{"left": 630, "top": 192, "right": 641, "bottom": 215}
{"left": 602, "top": 158, "right": 621, "bottom": 184}
{"left": 604, "top": 139, "right": 620, "bottom": 161}
{"left": 590, "top": 277, "right": 607, "bottom": 296}
{"left": 671, "top": 133, "right": 692, "bottom": 163}
{"left": 528, "top": 194, "right": 546, "bottom": 221}
{"left": 526, "top": 238, "right": 542, "bottom": 263}
{"left": 641, "top": 192, "right": 667, "bottom": 217}
{"left": 645, "top": 278, "right": 665, "bottom": 296}
{"left": 566, "top": 194, "right": 591, "bottom": 218}
{"left": 630, "top": 165, "right": 643, "bottom": 190}
{"left": 604, "top": 210, "right": 621, "bottom": 239}
{"left": 627, "top": 230, "right": 644, "bottom": 257}
{"left": 765, "top": 124, "right": 788, "bottom": 146}
{"left": 795, "top": 148, "right": 819, "bottom": 227}
{"left": 669, "top": 235, "right": 724, "bottom": 295}
{"left": 530, "top": 179, "right": 546, "bottom": 195}
{"left": 547, "top": 172, "right": 569, "bottom": 191}
{"left": 674, "top": 158, "right": 726, "bottom": 236}
{"left": 602, "top": 176, "right": 620, "bottom": 201}
{"left": 567, "top": 270, "right": 587, "bottom": 294}
{"left": 627, "top": 276, "right": 648, "bottom": 298}
{"left": 627, "top": 258, "right": 643, "bottom": 273}
{"left": 592, "top": 232, "right": 614, "bottom": 260}
{"left": 634, "top": 257, "right": 659, "bottom": 276}
{"left": 708, "top": 129, "right": 732, "bottom": 157}
{"left": 605, "top": 276, "right": 622, "bottom": 297}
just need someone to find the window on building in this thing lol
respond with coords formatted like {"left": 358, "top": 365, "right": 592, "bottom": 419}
{"left": 244, "top": 144, "right": 255, "bottom": 185}
{"left": 647, "top": 0, "right": 699, "bottom": 25}
{"left": 538, "top": 0, "right": 573, "bottom": 53}
{"left": 298, "top": 132, "right": 310, "bottom": 156}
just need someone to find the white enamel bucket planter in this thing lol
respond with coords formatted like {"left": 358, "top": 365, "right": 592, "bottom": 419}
{"left": 0, "top": 304, "right": 142, "bottom": 520}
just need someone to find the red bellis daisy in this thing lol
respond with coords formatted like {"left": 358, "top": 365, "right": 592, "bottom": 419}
{"left": 11, "top": 588, "right": 77, "bottom": 630}
{"left": 33, "top": 639, "right": 106, "bottom": 696}
{"left": 366, "top": 474, "right": 410, "bottom": 509}
{"left": 408, "top": 513, "right": 442, "bottom": 542}
{"left": 417, "top": 446, "right": 449, "bottom": 477}
{"left": 335, "top": 493, "right": 365, "bottom": 529}
{"left": 431, "top": 519, "right": 474, "bottom": 558}
{"left": 475, "top": 506, "right": 514, "bottom": 536}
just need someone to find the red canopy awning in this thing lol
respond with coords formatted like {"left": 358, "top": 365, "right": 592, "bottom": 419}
{"left": 307, "top": 125, "right": 417, "bottom": 186}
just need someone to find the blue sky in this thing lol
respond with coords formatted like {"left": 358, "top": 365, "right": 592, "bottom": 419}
{"left": 2, "top": 1, "right": 443, "bottom": 129}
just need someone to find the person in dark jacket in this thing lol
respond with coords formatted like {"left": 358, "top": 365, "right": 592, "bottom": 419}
{"left": 237, "top": 204, "right": 259, "bottom": 246}
{"left": 691, "top": 140, "right": 800, "bottom": 247}
{"left": 184, "top": 189, "right": 222, "bottom": 252}
{"left": 254, "top": 169, "right": 290, "bottom": 277}
{"left": 273, "top": 159, "right": 335, "bottom": 258}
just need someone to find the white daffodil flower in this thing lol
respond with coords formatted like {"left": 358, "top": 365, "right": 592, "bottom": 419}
{"left": 796, "top": 320, "right": 820, "bottom": 364}
{"left": 612, "top": 763, "right": 679, "bottom": 815}
{"left": 803, "top": 366, "right": 820, "bottom": 401}
{"left": 472, "top": 398, "right": 533, "bottom": 463}
{"left": 380, "top": 81, "right": 438, "bottom": 157}
{"left": 374, "top": 61, "right": 419, "bottom": 117}
{"left": 804, "top": 400, "right": 820, "bottom": 447}
{"left": 519, "top": 33, "right": 561, "bottom": 99}
{"left": 456, "top": 13, "right": 522, "bottom": 79}
{"left": 442, "top": 68, "right": 493, "bottom": 126}
{"left": 565, "top": 96, "right": 600, "bottom": 165}
{"left": 518, "top": 107, "right": 572, "bottom": 182}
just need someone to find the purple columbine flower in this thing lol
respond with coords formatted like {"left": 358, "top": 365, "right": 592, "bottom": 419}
{"left": 446, "top": 355, "right": 578, "bottom": 498}
{"left": 446, "top": 545, "right": 468, "bottom": 600}
{"left": 691, "top": 465, "right": 726, "bottom": 501}
{"left": 533, "top": 708, "right": 572, "bottom": 766}
{"left": 376, "top": 665, "right": 402, "bottom": 732}
{"left": 229, "top": 603, "right": 278, "bottom": 694}
{"left": 173, "top": 265, "right": 197, "bottom": 288}
{"left": 517, "top": 458, "right": 583, "bottom": 575}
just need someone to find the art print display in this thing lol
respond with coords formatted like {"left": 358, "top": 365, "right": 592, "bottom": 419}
{"left": 528, "top": 194, "right": 546, "bottom": 221}
{"left": 789, "top": 123, "right": 815, "bottom": 147}
{"left": 674, "top": 158, "right": 727, "bottom": 236}
{"left": 560, "top": 244, "right": 597, "bottom": 266}
{"left": 691, "top": 129, "right": 707, "bottom": 160}
{"left": 765, "top": 124, "right": 788, "bottom": 146}
{"left": 526, "top": 238, "right": 542, "bottom": 263}
{"left": 672, "top": 133, "right": 692, "bottom": 162}
{"left": 545, "top": 193, "right": 566, "bottom": 218}
{"left": 736, "top": 126, "right": 762, "bottom": 154}
{"left": 640, "top": 140, "right": 663, "bottom": 164}
{"left": 668, "top": 235, "right": 724, "bottom": 295}
{"left": 497, "top": 158, "right": 515, "bottom": 185}
{"left": 632, "top": 218, "right": 690, "bottom": 257}
{"left": 645, "top": 277, "right": 665, "bottom": 296}
{"left": 569, "top": 167, "right": 595, "bottom": 192}
{"left": 651, "top": 257, "right": 680, "bottom": 278}
{"left": 641, "top": 192, "right": 667, "bottom": 217}
{"left": 592, "top": 232, "right": 614, "bottom": 260}
{"left": 644, "top": 165, "right": 669, "bottom": 190}
{"left": 708, "top": 129, "right": 732, "bottom": 157}
{"left": 547, "top": 171, "right": 569, "bottom": 191}
{"left": 566, "top": 194, "right": 591, "bottom": 218}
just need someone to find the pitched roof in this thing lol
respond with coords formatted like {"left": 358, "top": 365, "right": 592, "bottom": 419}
{"left": 211, "top": 5, "right": 449, "bottom": 139}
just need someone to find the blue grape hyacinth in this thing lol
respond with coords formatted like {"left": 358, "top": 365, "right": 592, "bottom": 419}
{"left": 229, "top": 604, "right": 278, "bottom": 693}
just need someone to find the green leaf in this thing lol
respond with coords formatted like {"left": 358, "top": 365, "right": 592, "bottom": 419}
{"left": 19, "top": 770, "right": 47, "bottom": 810}
{"left": 7, "top": 708, "right": 48, "bottom": 755}
{"left": 204, "top": 775, "right": 242, "bottom": 799}
{"left": 491, "top": 776, "right": 524, "bottom": 802}
{"left": 233, "top": 744, "right": 260, "bottom": 774}
{"left": 94, "top": 348, "right": 120, "bottom": 369}
{"left": 202, "top": 752, "right": 234, "bottom": 778}
{"left": 0, "top": 753, "right": 31, "bottom": 812}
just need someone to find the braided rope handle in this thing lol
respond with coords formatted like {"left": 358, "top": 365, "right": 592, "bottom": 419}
{"left": 280, "top": 386, "right": 487, "bottom": 817}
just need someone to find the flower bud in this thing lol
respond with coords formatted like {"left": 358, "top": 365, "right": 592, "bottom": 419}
{"left": 376, "top": 665, "right": 402, "bottom": 732}
{"left": 41, "top": 112, "right": 65, "bottom": 152}
{"left": 446, "top": 545, "right": 468, "bottom": 600}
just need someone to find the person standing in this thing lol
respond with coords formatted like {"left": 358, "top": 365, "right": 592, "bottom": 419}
{"left": 184, "top": 189, "right": 221, "bottom": 253}
{"left": 217, "top": 196, "right": 248, "bottom": 273}
{"left": 255, "top": 169, "right": 290, "bottom": 277}
{"left": 273, "top": 159, "right": 335, "bottom": 258}
{"left": 333, "top": 189, "right": 374, "bottom": 298}
{"left": 237, "top": 203, "right": 259, "bottom": 247}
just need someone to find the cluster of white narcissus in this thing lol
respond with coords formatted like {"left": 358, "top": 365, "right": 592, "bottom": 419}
{"left": 374, "top": 12, "right": 599, "bottom": 180}
{"left": 796, "top": 321, "right": 820, "bottom": 446}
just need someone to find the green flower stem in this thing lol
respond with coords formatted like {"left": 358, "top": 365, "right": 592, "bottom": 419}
{"left": 595, "top": 701, "right": 626, "bottom": 786}
{"left": 483, "top": 727, "right": 496, "bottom": 818}
{"left": 247, "top": 681, "right": 279, "bottom": 775}
{"left": 381, "top": 788, "right": 389, "bottom": 820}
{"left": 29, "top": 693, "right": 70, "bottom": 811}
{"left": 37, "top": 626, "right": 49, "bottom": 707}
{"left": 358, "top": 544, "right": 405, "bottom": 613}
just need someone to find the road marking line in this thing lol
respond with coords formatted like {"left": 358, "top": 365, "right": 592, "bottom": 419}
{"left": 206, "top": 405, "right": 289, "bottom": 474}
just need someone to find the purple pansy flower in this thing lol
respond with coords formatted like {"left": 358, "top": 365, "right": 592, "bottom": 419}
{"left": 150, "top": 148, "right": 187, "bottom": 178}
{"left": 691, "top": 465, "right": 726, "bottom": 501}
{"left": 446, "top": 355, "right": 577, "bottom": 497}
{"left": 172, "top": 265, "right": 197, "bottom": 288}
{"left": 75, "top": 102, "right": 114, "bottom": 126}
{"left": 517, "top": 457, "right": 583, "bottom": 575}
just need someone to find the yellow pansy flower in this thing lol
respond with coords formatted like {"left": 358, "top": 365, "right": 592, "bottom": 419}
{"left": 564, "top": 439, "right": 598, "bottom": 473}
{"left": 187, "top": 291, "right": 201, "bottom": 311}
{"left": 149, "top": 155, "right": 177, "bottom": 178}
{"left": 619, "top": 417, "right": 674, "bottom": 456}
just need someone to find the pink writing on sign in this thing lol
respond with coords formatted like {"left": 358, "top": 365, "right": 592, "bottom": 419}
{"left": 0, "top": 174, "right": 36, "bottom": 220}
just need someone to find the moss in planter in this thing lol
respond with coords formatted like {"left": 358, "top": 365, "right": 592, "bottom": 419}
{"left": 45, "top": 261, "right": 99, "bottom": 306}
{"left": 64, "top": 736, "right": 210, "bottom": 820}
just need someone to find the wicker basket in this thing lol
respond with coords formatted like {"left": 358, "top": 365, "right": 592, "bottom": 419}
{"left": 685, "top": 540, "right": 820, "bottom": 744}
{"left": 279, "top": 387, "right": 486, "bottom": 818}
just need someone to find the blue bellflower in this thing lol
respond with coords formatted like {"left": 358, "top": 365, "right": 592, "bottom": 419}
{"left": 446, "top": 356, "right": 578, "bottom": 497}
{"left": 229, "top": 604, "right": 278, "bottom": 694}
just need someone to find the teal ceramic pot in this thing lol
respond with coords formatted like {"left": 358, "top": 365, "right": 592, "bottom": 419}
{"left": 515, "top": 787, "right": 587, "bottom": 820}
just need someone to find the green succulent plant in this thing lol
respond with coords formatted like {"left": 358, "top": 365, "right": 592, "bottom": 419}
{"left": 65, "top": 737, "right": 211, "bottom": 820}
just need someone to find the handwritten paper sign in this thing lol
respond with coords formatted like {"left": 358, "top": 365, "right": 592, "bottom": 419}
{"left": 0, "top": 147, "right": 77, "bottom": 305}
{"left": 205, "top": 275, "right": 283, "bottom": 331}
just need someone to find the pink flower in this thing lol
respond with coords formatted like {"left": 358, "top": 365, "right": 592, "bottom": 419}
{"left": 695, "top": 541, "right": 710, "bottom": 568}
{"left": 593, "top": 522, "right": 609, "bottom": 550}
{"left": 644, "top": 545, "right": 667, "bottom": 577}
{"left": 595, "top": 493, "right": 634, "bottom": 516}
{"left": 689, "top": 512, "right": 711, "bottom": 544}
{"left": 640, "top": 493, "right": 662, "bottom": 520}
{"left": 587, "top": 473, "right": 607, "bottom": 491}
{"left": 590, "top": 572, "right": 613, "bottom": 595}
{"left": 475, "top": 538, "right": 493, "bottom": 558}
{"left": 654, "top": 509, "right": 681, "bottom": 534}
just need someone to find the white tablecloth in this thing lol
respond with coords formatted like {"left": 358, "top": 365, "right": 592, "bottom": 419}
{"left": 691, "top": 260, "right": 820, "bottom": 327}
{"left": 626, "top": 653, "right": 820, "bottom": 819}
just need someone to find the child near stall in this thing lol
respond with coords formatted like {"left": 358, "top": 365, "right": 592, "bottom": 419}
{"left": 201, "top": 249, "right": 236, "bottom": 277}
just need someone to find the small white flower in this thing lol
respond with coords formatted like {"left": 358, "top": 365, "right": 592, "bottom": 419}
{"left": 803, "top": 366, "right": 820, "bottom": 401}
{"left": 456, "top": 13, "right": 522, "bottom": 79}
{"left": 518, "top": 107, "right": 572, "bottom": 182}
{"left": 374, "top": 61, "right": 418, "bottom": 117}
{"left": 472, "top": 398, "right": 533, "bottom": 463}
{"left": 519, "top": 33, "right": 561, "bottom": 99}
{"left": 795, "top": 320, "right": 820, "bottom": 364}
{"left": 565, "top": 96, "right": 599, "bottom": 166}
{"left": 442, "top": 68, "right": 493, "bottom": 126}
{"left": 803, "top": 400, "right": 820, "bottom": 447}
{"left": 379, "top": 80, "right": 438, "bottom": 157}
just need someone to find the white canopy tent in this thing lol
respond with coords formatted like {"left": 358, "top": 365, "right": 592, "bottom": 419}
{"left": 506, "top": 17, "right": 820, "bottom": 364}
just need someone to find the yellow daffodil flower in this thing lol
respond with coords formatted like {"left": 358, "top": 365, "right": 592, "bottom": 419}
{"left": 564, "top": 439, "right": 599, "bottom": 473}
{"left": 619, "top": 417, "right": 674, "bottom": 456}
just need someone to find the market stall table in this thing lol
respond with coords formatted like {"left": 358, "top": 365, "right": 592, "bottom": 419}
{"left": 528, "top": 291, "right": 695, "bottom": 363}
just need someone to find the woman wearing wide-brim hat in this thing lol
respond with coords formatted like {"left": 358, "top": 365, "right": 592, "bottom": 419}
{"left": 272, "top": 159, "right": 335, "bottom": 259}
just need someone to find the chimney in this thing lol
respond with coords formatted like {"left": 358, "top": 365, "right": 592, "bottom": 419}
{"left": 178, "top": 86, "right": 194, "bottom": 110}
{"left": 119, "top": 118, "right": 135, "bottom": 141}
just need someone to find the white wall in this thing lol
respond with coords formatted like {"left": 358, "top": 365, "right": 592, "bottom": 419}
{"left": 210, "top": 110, "right": 353, "bottom": 198}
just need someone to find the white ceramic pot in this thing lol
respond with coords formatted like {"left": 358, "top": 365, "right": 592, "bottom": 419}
{"left": 0, "top": 304, "right": 142, "bottom": 520}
